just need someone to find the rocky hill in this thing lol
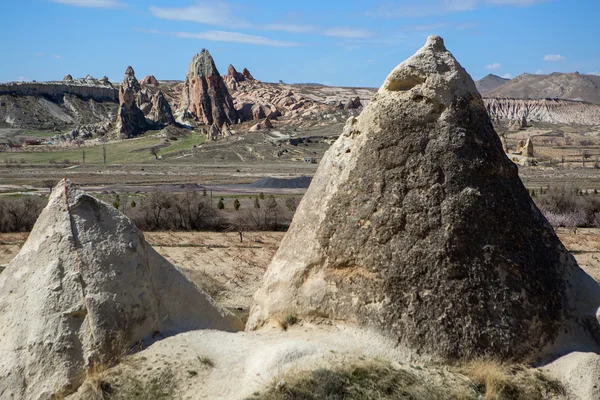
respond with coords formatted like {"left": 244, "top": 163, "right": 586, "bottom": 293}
{"left": 484, "top": 72, "right": 600, "bottom": 104}
{"left": 475, "top": 74, "right": 510, "bottom": 95}
{"left": 485, "top": 98, "right": 600, "bottom": 126}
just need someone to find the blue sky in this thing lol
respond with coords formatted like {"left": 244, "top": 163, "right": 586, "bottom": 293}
{"left": 1, "top": 0, "right": 598, "bottom": 87}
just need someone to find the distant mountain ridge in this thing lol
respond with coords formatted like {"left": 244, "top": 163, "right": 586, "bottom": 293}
{"left": 476, "top": 74, "right": 510, "bottom": 95}
{"left": 476, "top": 72, "right": 600, "bottom": 104}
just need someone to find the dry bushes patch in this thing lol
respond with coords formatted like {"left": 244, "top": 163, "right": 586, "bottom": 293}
{"left": 247, "top": 360, "right": 477, "bottom": 400}
{"left": 459, "top": 359, "right": 566, "bottom": 400}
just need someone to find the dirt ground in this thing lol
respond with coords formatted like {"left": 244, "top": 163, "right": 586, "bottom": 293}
{"left": 2, "top": 229, "right": 600, "bottom": 314}
{"left": 0, "top": 231, "right": 284, "bottom": 321}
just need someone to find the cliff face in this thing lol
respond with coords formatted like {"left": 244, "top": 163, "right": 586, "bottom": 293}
{"left": 484, "top": 98, "right": 600, "bottom": 126}
{"left": 0, "top": 82, "right": 117, "bottom": 101}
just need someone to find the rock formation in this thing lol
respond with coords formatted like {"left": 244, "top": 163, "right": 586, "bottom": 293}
{"left": 227, "top": 64, "right": 245, "bottom": 83}
{"left": 247, "top": 36, "right": 600, "bottom": 361}
{"left": 140, "top": 75, "right": 159, "bottom": 87}
{"left": 63, "top": 74, "right": 73, "bottom": 81}
{"left": 249, "top": 118, "right": 273, "bottom": 132}
{"left": 117, "top": 66, "right": 147, "bottom": 138}
{"left": 148, "top": 90, "right": 175, "bottom": 125}
{"left": 344, "top": 96, "right": 363, "bottom": 110}
{"left": 516, "top": 138, "right": 534, "bottom": 157}
{"left": 0, "top": 180, "right": 242, "bottom": 399}
{"left": 242, "top": 68, "right": 255, "bottom": 81}
{"left": 181, "top": 49, "right": 238, "bottom": 135}
{"left": 485, "top": 98, "right": 600, "bottom": 126}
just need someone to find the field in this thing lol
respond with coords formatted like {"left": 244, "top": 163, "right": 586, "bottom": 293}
{"left": 2, "top": 229, "right": 598, "bottom": 317}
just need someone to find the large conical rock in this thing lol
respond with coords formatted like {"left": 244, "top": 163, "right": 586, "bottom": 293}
{"left": 117, "top": 66, "right": 147, "bottom": 138}
{"left": 247, "top": 36, "right": 600, "bottom": 361}
{"left": 181, "top": 49, "right": 238, "bottom": 128}
{"left": 0, "top": 180, "right": 243, "bottom": 399}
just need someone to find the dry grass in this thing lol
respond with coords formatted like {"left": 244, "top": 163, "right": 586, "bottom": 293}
{"left": 247, "top": 360, "right": 477, "bottom": 400}
{"left": 459, "top": 358, "right": 566, "bottom": 400}
{"left": 277, "top": 313, "right": 299, "bottom": 331}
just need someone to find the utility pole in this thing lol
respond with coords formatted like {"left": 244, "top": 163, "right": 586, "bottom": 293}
{"left": 103, "top": 143, "right": 107, "bottom": 165}
{"left": 82, "top": 148, "right": 85, "bottom": 165}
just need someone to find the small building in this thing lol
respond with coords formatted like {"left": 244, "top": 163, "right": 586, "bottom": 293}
{"left": 304, "top": 157, "right": 317, "bottom": 164}
{"left": 24, "top": 139, "right": 41, "bottom": 146}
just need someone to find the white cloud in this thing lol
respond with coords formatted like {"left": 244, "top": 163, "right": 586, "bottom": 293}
{"left": 501, "top": 73, "right": 513, "bottom": 79}
{"left": 150, "top": 2, "right": 372, "bottom": 39}
{"left": 588, "top": 71, "right": 600, "bottom": 76}
{"left": 149, "top": 2, "right": 249, "bottom": 29}
{"left": 543, "top": 54, "right": 565, "bottom": 61}
{"left": 262, "top": 24, "right": 316, "bottom": 34}
{"left": 53, "top": 55, "right": 61, "bottom": 59}
{"left": 49, "top": 0, "right": 126, "bottom": 8}
{"left": 535, "top": 69, "right": 545, "bottom": 74}
{"left": 16, "top": 76, "right": 29, "bottom": 82}
{"left": 321, "top": 27, "right": 372, "bottom": 39}
{"left": 368, "top": 0, "right": 548, "bottom": 18}
{"left": 133, "top": 27, "right": 160, "bottom": 34}
{"left": 171, "top": 31, "right": 302, "bottom": 47}
{"left": 484, "top": 63, "right": 501, "bottom": 70}
{"left": 366, "top": 59, "right": 374, "bottom": 63}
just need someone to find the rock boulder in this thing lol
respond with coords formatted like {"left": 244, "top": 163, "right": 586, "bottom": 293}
{"left": 0, "top": 180, "right": 242, "bottom": 399}
{"left": 247, "top": 36, "right": 600, "bottom": 361}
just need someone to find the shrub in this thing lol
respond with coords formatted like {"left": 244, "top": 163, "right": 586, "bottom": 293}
{"left": 217, "top": 199, "right": 225, "bottom": 210}
{"left": 234, "top": 199, "right": 240, "bottom": 211}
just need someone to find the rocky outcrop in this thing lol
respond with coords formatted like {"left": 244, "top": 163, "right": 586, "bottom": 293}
{"left": 0, "top": 82, "right": 117, "bottom": 101}
{"left": 0, "top": 180, "right": 242, "bottom": 400}
{"left": 117, "top": 66, "right": 147, "bottom": 138}
{"left": 140, "top": 75, "right": 159, "bottom": 87}
{"left": 242, "top": 68, "right": 255, "bottom": 81}
{"left": 249, "top": 118, "right": 273, "bottom": 132}
{"left": 485, "top": 98, "right": 600, "bottom": 126}
{"left": 227, "top": 64, "right": 245, "bottom": 83}
{"left": 344, "top": 96, "right": 362, "bottom": 110}
{"left": 148, "top": 90, "right": 175, "bottom": 125}
{"left": 517, "top": 138, "right": 534, "bottom": 157}
{"left": 63, "top": 74, "right": 73, "bottom": 81}
{"left": 181, "top": 49, "right": 238, "bottom": 136}
{"left": 248, "top": 36, "right": 600, "bottom": 361}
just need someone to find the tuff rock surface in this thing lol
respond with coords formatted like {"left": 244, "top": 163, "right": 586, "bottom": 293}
{"left": 181, "top": 49, "right": 238, "bottom": 136}
{"left": 139, "top": 75, "right": 159, "bottom": 87}
{"left": 117, "top": 66, "right": 147, "bottom": 138}
{"left": 0, "top": 180, "right": 242, "bottom": 399}
{"left": 247, "top": 36, "right": 600, "bottom": 361}
{"left": 148, "top": 90, "right": 175, "bottom": 125}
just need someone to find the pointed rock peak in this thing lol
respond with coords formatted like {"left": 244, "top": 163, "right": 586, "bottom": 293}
{"left": 242, "top": 67, "right": 255, "bottom": 81}
{"left": 140, "top": 75, "right": 159, "bottom": 86}
{"left": 228, "top": 64, "right": 238, "bottom": 76}
{"left": 188, "top": 49, "right": 220, "bottom": 78}
{"left": 380, "top": 35, "right": 478, "bottom": 109}
{"left": 248, "top": 35, "right": 600, "bottom": 362}
{"left": 0, "top": 179, "right": 242, "bottom": 398}
{"left": 424, "top": 34, "right": 445, "bottom": 51}
{"left": 125, "top": 66, "right": 135, "bottom": 76}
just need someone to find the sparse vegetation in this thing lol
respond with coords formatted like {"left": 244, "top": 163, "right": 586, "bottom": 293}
{"left": 278, "top": 313, "right": 299, "bottom": 331}
{"left": 198, "top": 356, "right": 215, "bottom": 368}
{"left": 246, "top": 360, "right": 476, "bottom": 400}
{"left": 459, "top": 358, "right": 566, "bottom": 400}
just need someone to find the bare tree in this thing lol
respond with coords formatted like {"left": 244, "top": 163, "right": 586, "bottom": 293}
{"left": 150, "top": 146, "right": 160, "bottom": 160}
{"left": 41, "top": 179, "right": 57, "bottom": 193}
